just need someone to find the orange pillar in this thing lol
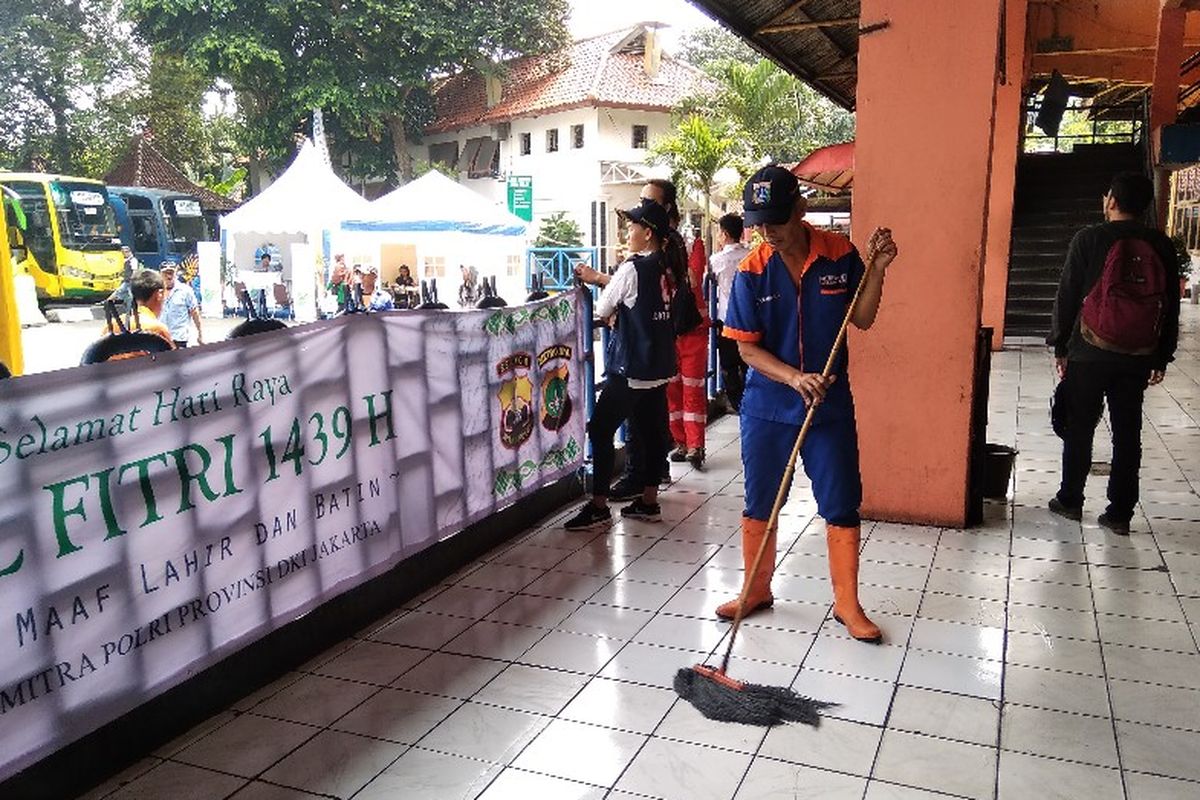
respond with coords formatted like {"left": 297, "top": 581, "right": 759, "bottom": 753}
{"left": 1151, "top": 4, "right": 1186, "bottom": 224}
{"left": 852, "top": 0, "right": 1004, "bottom": 527}
{"left": 981, "top": 0, "right": 1029, "bottom": 350}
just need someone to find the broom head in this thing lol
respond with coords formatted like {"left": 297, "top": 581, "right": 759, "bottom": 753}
{"left": 674, "top": 664, "right": 836, "bottom": 728}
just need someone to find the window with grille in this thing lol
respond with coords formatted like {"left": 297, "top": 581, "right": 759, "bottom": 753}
{"left": 429, "top": 141, "right": 459, "bottom": 170}
{"left": 506, "top": 254, "right": 521, "bottom": 276}
{"left": 423, "top": 256, "right": 446, "bottom": 278}
{"left": 632, "top": 125, "right": 648, "bottom": 149}
{"left": 546, "top": 129, "right": 559, "bottom": 153}
{"left": 571, "top": 124, "right": 584, "bottom": 149}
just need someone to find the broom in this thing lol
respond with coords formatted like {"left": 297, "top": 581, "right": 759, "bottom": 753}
{"left": 674, "top": 229, "right": 887, "bottom": 727}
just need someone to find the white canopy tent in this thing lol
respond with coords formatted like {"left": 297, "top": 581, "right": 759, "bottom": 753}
{"left": 220, "top": 140, "right": 369, "bottom": 287}
{"left": 338, "top": 170, "right": 530, "bottom": 305}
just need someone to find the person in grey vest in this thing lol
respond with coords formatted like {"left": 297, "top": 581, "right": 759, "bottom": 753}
{"left": 565, "top": 198, "right": 683, "bottom": 530}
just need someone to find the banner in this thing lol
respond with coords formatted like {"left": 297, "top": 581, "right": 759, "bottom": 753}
{"left": 0, "top": 294, "right": 585, "bottom": 781}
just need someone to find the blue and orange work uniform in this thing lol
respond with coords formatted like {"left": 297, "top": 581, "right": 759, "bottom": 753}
{"left": 723, "top": 222, "right": 866, "bottom": 527}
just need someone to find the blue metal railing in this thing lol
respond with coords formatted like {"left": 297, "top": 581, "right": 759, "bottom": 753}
{"left": 527, "top": 247, "right": 600, "bottom": 292}
{"left": 705, "top": 271, "right": 721, "bottom": 400}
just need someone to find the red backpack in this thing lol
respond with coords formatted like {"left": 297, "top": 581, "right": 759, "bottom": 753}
{"left": 1079, "top": 237, "right": 1166, "bottom": 355}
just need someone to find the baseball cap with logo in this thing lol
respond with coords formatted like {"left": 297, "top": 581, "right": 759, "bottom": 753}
{"left": 742, "top": 165, "right": 801, "bottom": 226}
{"left": 617, "top": 198, "right": 670, "bottom": 237}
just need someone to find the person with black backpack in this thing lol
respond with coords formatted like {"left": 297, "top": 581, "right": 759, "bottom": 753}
{"left": 1047, "top": 171, "right": 1180, "bottom": 534}
{"left": 564, "top": 198, "right": 681, "bottom": 529}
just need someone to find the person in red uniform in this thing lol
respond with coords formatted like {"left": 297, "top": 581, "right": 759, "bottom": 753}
{"left": 718, "top": 166, "right": 897, "bottom": 644}
{"left": 667, "top": 235, "right": 710, "bottom": 468}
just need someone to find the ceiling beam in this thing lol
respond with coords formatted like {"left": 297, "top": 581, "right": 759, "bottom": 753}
{"left": 758, "top": 16, "right": 860, "bottom": 35}
{"left": 762, "top": 0, "right": 815, "bottom": 29}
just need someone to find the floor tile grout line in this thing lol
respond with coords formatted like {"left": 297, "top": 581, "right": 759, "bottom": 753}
{"left": 392, "top": 485, "right": 745, "bottom": 798}
{"left": 991, "top": 382, "right": 1022, "bottom": 800}
{"left": 859, "top": 524, "right": 945, "bottom": 797}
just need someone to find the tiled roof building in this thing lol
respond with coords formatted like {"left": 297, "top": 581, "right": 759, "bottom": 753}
{"left": 407, "top": 26, "right": 714, "bottom": 272}
{"left": 427, "top": 27, "right": 708, "bottom": 134}
{"left": 105, "top": 136, "right": 239, "bottom": 211}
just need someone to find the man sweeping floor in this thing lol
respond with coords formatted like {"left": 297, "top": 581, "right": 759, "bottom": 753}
{"left": 717, "top": 166, "right": 898, "bottom": 643}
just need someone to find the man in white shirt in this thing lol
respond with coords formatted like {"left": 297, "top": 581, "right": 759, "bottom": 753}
{"left": 709, "top": 213, "right": 750, "bottom": 410}
{"left": 159, "top": 265, "right": 203, "bottom": 348}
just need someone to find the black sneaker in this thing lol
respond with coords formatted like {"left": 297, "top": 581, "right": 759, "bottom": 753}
{"left": 1097, "top": 512, "right": 1131, "bottom": 535}
{"left": 564, "top": 503, "right": 611, "bottom": 530}
{"left": 620, "top": 499, "right": 661, "bottom": 521}
{"left": 608, "top": 478, "right": 641, "bottom": 502}
{"left": 687, "top": 447, "right": 705, "bottom": 469}
{"left": 1048, "top": 497, "right": 1082, "bottom": 522}
{"left": 669, "top": 446, "right": 689, "bottom": 463}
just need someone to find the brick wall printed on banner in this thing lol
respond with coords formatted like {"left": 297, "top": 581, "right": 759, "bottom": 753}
{"left": 0, "top": 294, "right": 585, "bottom": 781}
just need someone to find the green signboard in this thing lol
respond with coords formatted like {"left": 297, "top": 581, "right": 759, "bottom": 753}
{"left": 507, "top": 175, "right": 533, "bottom": 222}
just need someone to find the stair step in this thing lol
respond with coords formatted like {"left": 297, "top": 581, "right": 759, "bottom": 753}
{"left": 1005, "top": 147, "right": 1147, "bottom": 334}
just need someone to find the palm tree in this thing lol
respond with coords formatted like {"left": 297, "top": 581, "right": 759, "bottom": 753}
{"left": 649, "top": 115, "right": 742, "bottom": 252}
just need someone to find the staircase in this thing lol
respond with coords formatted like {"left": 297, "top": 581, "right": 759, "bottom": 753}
{"left": 1004, "top": 143, "right": 1145, "bottom": 339}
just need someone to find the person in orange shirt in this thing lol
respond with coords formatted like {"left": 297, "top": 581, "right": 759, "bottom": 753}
{"left": 103, "top": 269, "right": 175, "bottom": 348}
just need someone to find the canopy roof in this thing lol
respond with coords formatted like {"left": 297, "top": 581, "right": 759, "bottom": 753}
{"left": 342, "top": 170, "right": 528, "bottom": 237}
{"left": 686, "top": 0, "right": 861, "bottom": 109}
{"left": 791, "top": 141, "right": 854, "bottom": 194}
{"left": 221, "top": 141, "right": 368, "bottom": 236}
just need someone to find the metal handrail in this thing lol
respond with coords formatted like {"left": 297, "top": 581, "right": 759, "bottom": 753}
{"left": 526, "top": 247, "right": 600, "bottom": 292}
{"left": 1022, "top": 97, "right": 1144, "bottom": 153}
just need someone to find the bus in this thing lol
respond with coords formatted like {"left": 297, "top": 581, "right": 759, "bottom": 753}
{"left": 1, "top": 188, "right": 22, "bottom": 376}
{"left": 108, "top": 186, "right": 216, "bottom": 274}
{"left": 0, "top": 173, "right": 124, "bottom": 301}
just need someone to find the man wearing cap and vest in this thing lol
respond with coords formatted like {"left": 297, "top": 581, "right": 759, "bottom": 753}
{"left": 718, "top": 165, "right": 897, "bottom": 644}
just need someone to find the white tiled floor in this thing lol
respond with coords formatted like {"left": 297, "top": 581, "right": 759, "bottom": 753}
{"left": 80, "top": 305, "right": 1199, "bottom": 800}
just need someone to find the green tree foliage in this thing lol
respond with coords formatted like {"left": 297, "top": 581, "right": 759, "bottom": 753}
{"left": 533, "top": 211, "right": 584, "bottom": 248}
{"left": 127, "top": 52, "right": 215, "bottom": 177}
{"left": 412, "top": 159, "right": 460, "bottom": 181}
{"left": 0, "top": 0, "right": 137, "bottom": 174}
{"left": 126, "top": 0, "right": 570, "bottom": 182}
{"left": 649, "top": 115, "right": 742, "bottom": 249}
{"left": 676, "top": 26, "right": 854, "bottom": 164}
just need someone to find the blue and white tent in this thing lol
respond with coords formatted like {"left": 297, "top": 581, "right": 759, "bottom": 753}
{"left": 338, "top": 170, "right": 530, "bottom": 303}
{"left": 344, "top": 170, "right": 528, "bottom": 236}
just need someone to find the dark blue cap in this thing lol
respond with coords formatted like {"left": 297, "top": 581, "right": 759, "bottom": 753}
{"left": 743, "top": 165, "right": 800, "bottom": 226}
{"left": 617, "top": 198, "right": 670, "bottom": 237}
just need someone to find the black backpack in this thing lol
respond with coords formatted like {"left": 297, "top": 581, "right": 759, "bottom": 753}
{"left": 670, "top": 271, "right": 703, "bottom": 335}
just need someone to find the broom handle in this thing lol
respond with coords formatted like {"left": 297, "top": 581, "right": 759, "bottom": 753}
{"left": 719, "top": 239, "right": 878, "bottom": 674}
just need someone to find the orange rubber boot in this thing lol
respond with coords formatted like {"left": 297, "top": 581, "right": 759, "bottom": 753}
{"left": 715, "top": 517, "right": 775, "bottom": 620}
{"left": 827, "top": 524, "right": 883, "bottom": 643}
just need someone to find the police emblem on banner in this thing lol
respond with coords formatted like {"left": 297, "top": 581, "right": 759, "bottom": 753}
{"left": 496, "top": 352, "right": 535, "bottom": 449}
{"left": 537, "top": 344, "right": 573, "bottom": 431}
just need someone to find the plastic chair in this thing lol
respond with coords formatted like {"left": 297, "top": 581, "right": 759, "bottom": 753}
{"left": 476, "top": 275, "right": 507, "bottom": 309}
{"left": 417, "top": 278, "right": 449, "bottom": 310}
{"left": 272, "top": 282, "right": 294, "bottom": 319}
{"left": 226, "top": 285, "right": 289, "bottom": 338}
{"left": 526, "top": 272, "right": 550, "bottom": 302}
{"left": 81, "top": 301, "right": 175, "bottom": 364}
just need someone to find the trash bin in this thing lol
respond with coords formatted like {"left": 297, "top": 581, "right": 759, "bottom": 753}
{"left": 982, "top": 444, "right": 1017, "bottom": 499}
{"left": 966, "top": 327, "right": 993, "bottom": 524}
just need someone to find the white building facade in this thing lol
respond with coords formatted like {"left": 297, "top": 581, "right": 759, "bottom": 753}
{"left": 408, "top": 26, "right": 710, "bottom": 273}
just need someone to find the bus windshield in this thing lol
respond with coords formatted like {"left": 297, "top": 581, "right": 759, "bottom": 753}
{"left": 162, "top": 197, "right": 210, "bottom": 253}
{"left": 50, "top": 181, "right": 121, "bottom": 250}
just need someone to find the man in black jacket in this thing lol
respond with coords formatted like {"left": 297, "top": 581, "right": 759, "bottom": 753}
{"left": 1047, "top": 172, "right": 1180, "bottom": 534}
